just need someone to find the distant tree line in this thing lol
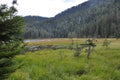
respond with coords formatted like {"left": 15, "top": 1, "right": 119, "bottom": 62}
{"left": 24, "top": 0, "right": 120, "bottom": 39}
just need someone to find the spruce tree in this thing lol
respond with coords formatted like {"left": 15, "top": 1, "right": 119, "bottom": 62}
{"left": 0, "top": 2, "right": 24, "bottom": 80}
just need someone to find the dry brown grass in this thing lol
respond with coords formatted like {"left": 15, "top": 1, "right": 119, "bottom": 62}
{"left": 26, "top": 38, "right": 120, "bottom": 47}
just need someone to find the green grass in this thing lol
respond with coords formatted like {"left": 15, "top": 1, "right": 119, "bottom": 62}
{"left": 8, "top": 38, "right": 120, "bottom": 80}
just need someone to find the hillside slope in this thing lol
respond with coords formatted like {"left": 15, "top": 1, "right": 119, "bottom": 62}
{"left": 24, "top": 0, "right": 120, "bottom": 39}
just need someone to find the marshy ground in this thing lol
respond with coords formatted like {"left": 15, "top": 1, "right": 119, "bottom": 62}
{"left": 8, "top": 38, "right": 120, "bottom": 80}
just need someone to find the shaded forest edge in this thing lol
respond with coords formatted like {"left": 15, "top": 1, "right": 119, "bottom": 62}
{"left": 24, "top": 0, "right": 120, "bottom": 39}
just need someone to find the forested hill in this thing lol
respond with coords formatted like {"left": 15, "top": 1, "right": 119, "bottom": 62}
{"left": 24, "top": 0, "right": 120, "bottom": 39}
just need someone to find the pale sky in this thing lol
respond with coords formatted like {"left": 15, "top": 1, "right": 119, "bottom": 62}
{"left": 0, "top": 0, "right": 88, "bottom": 17}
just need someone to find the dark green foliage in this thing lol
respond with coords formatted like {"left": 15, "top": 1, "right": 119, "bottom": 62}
{"left": 24, "top": 0, "right": 120, "bottom": 39}
{"left": 76, "top": 69, "right": 87, "bottom": 76}
{"left": 0, "top": 4, "right": 24, "bottom": 80}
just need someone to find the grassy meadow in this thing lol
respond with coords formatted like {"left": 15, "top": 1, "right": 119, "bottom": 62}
{"left": 8, "top": 38, "right": 120, "bottom": 80}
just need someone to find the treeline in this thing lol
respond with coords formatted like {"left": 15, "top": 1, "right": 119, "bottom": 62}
{"left": 24, "top": 0, "right": 120, "bottom": 39}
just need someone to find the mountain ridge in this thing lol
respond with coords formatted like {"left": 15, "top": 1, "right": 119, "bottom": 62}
{"left": 24, "top": 0, "right": 120, "bottom": 39}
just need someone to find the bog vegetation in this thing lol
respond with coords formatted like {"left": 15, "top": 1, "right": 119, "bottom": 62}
{"left": 8, "top": 38, "right": 120, "bottom": 80}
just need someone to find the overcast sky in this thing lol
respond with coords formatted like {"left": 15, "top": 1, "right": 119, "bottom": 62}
{"left": 0, "top": 0, "right": 88, "bottom": 17}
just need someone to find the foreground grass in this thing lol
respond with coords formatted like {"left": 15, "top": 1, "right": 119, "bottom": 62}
{"left": 8, "top": 38, "right": 120, "bottom": 80}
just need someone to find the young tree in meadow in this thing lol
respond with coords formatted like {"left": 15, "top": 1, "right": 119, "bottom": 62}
{"left": 0, "top": 1, "right": 25, "bottom": 79}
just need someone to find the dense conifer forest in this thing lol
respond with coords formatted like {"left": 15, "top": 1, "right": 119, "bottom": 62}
{"left": 24, "top": 0, "right": 120, "bottom": 39}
